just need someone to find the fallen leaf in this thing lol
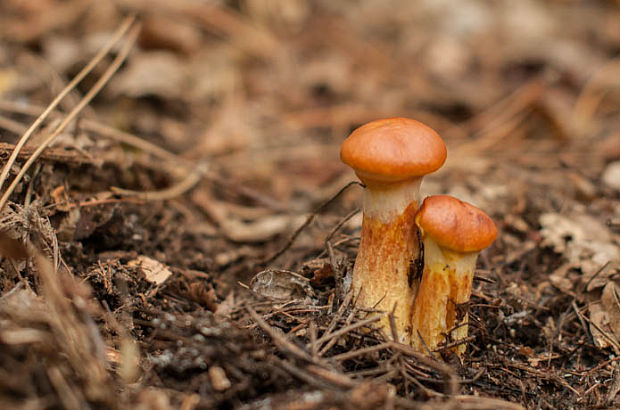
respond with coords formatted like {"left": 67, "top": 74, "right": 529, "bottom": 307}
{"left": 588, "top": 301, "right": 620, "bottom": 353}
{"left": 311, "top": 263, "right": 334, "bottom": 287}
{"left": 128, "top": 256, "right": 172, "bottom": 285}
{"left": 250, "top": 269, "right": 313, "bottom": 301}
{"left": 602, "top": 281, "right": 620, "bottom": 344}
{"left": 548, "top": 262, "right": 577, "bottom": 294}
{"left": 539, "top": 212, "right": 620, "bottom": 286}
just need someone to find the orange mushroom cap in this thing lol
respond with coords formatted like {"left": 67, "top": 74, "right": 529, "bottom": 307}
{"left": 415, "top": 195, "right": 497, "bottom": 253}
{"left": 340, "top": 118, "right": 447, "bottom": 184}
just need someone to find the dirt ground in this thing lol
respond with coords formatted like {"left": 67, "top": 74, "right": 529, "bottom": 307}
{"left": 0, "top": 1, "right": 619, "bottom": 409}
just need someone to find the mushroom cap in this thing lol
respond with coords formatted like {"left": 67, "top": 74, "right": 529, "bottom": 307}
{"left": 340, "top": 118, "right": 447, "bottom": 184}
{"left": 415, "top": 195, "right": 497, "bottom": 253}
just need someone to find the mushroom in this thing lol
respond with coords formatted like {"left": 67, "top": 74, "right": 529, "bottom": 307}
{"left": 340, "top": 118, "right": 447, "bottom": 342}
{"left": 410, "top": 195, "right": 497, "bottom": 356}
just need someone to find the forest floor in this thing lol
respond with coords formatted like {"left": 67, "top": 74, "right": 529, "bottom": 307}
{"left": 0, "top": 1, "right": 619, "bottom": 409}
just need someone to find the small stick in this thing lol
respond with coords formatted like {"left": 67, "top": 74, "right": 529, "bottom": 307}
{"left": 390, "top": 342, "right": 458, "bottom": 395}
{"left": 318, "top": 307, "right": 358, "bottom": 356}
{"left": 246, "top": 305, "right": 313, "bottom": 363}
{"left": 309, "top": 290, "right": 353, "bottom": 354}
{"left": 309, "top": 320, "right": 319, "bottom": 360}
{"left": 314, "top": 314, "right": 385, "bottom": 347}
{"left": 437, "top": 336, "right": 476, "bottom": 351}
{"left": 111, "top": 161, "right": 208, "bottom": 201}
{"left": 272, "top": 358, "right": 331, "bottom": 390}
{"left": 324, "top": 208, "right": 361, "bottom": 244}
{"left": 388, "top": 305, "right": 400, "bottom": 342}
{"left": 330, "top": 341, "right": 392, "bottom": 362}
{"left": 305, "top": 364, "right": 356, "bottom": 388}
{"left": 415, "top": 330, "right": 437, "bottom": 359}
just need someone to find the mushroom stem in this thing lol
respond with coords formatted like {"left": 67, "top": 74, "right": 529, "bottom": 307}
{"left": 351, "top": 178, "right": 422, "bottom": 343}
{"left": 410, "top": 237, "right": 477, "bottom": 355}
{"left": 409, "top": 195, "right": 497, "bottom": 357}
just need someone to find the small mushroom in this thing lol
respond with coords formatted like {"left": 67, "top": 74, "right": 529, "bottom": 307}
{"left": 340, "top": 118, "right": 447, "bottom": 342}
{"left": 410, "top": 195, "right": 497, "bottom": 356}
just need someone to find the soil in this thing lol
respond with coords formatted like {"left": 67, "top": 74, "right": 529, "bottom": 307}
{"left": 0, "top": 1, "right": 619, "bottom": 409}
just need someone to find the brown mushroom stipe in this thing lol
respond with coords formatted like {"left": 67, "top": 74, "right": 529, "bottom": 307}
{"left": 340, "top": 118, "right": 447, "bottom": 343}
{"left": 410, "top": 195, "right": 497, "bottom": 356}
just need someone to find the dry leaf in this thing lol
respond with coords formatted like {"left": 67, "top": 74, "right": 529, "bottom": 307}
{"left": 539, "top": 212, "right": 619, "bottom": 286}
{"left": 548, "top": 263, "right": 577, "bottom": 294}
{"left": 588, "top": 301, "right": 620, "bottom": 353}
{"left": 602, "top": 281, "right": 620, "bottom": 344}
{"left": 311, "top": 263, "right": 334, "bottom": 287}
{"left": 250, "top": 269, "right": 313, "bottom": 301}
{"left": 128, "top": 256, "right": 172, "bottom": 285}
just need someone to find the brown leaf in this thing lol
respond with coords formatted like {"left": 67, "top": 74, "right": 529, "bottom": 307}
{"left": 250, "top": 269, "right": 313, "bottom": 301}
{"left": 539, "top": 212, "right": 619, "bottom": 285}
{"left": 310, "top": 263, "right": 334, "bottom": 287}
{"left": 588, "top": 301, "right": 620, "bottom": 352}
{"left": 128, "top": 256, "right": 172, "bottom": 285}
{"left": 602, "top": 281, "right": 620, "bottom": 344}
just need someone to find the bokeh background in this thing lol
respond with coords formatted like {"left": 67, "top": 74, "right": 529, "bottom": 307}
{"left": 1, "top": 0, "right": 619, "bottom": 199}
{"left": 0, "top": 1, "right": 619, "bottom": 409}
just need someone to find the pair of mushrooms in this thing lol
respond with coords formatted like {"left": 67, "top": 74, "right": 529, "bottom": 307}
{"left": 340, "top": 118, "right": 497, "bottom": 356}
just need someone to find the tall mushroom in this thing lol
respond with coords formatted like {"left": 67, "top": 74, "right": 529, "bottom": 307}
{"left": 410, "top": 195, "right": 497, "bottom": 356}
{"left": 340, "top": 118, "right": 447, "bottom": 343}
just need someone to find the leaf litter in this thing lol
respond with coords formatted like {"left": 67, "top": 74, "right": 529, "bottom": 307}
{"left": 0, "top": 0, "right": 619, "bottom": 409}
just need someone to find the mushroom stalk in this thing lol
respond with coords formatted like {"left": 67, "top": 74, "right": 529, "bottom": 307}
{"left": 410, "top": 237, "right": 477, "bottom": 355}
{"left": 351, "top": 178, "right": 422, "bottom": 343}
{"left": 409, "top": 195, "right": 497, "bottom": 357}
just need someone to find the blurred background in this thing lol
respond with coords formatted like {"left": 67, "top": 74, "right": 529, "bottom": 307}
{"left": 0, "top": 1, "right": 620, "bottom": 408}
{"left": 0, "top": 0, "right": 618, "bottom": 204}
